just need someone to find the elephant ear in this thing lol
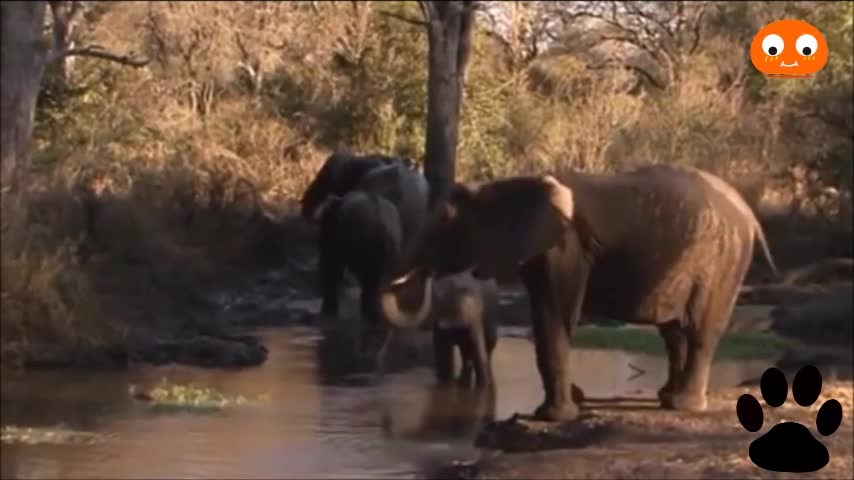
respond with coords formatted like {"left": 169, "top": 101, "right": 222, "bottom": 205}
{"left": 356, "top": 163, "right": 405, "bottom": 204}
{"left": 300, "top": 151, "right": 352, "bottom": 218}
{"left": 312, "top": 193, "right": 342, "bottom": 222}
{"left": 468, "top": 175, "right": 574, "bottom": 279}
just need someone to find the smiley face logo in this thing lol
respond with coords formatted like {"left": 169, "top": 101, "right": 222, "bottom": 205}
{"left": 750, "top": 19, "right": 828, "bottom": 78}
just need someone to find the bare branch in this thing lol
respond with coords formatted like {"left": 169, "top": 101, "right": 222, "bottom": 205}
{"left": 417, "top": 1, "right": 432, "bottom": 24}
{"left": 49, "top": 45, "right": 150, "bottom": 68}
{"left": 688, "top": 7, "right": 706, "bottom": 55}
{"left": 378, "top": 10, "right": 428, "bottom": 28}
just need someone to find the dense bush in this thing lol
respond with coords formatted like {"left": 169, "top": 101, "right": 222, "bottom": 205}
{"left": 2, "top": 1, "right": 851, "bottom": 365}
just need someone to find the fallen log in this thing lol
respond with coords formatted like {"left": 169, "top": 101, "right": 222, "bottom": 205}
{"left": 779, "top": 257, "right": 854, "bottom": 286}
{"left": 738, "top": 283, "right": 847, "bottom": 306}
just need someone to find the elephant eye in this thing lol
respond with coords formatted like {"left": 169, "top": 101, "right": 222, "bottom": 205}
{"left": 762, "top": 34, "right": 784, "bottom": 56}
{"left": 795, "top": 34, "right": 818, "bottom": 56}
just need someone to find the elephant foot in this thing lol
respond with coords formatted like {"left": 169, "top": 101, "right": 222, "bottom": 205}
{"left": 657, "top": 383, "right": 678, "bottom": 403}
{"left": 474, "top": 374, "right": 494, "bottom": 389}
{"left": 570, "top": 383, "right": 585, "bottom": 405}
{"left": 660, "top": 390, "right": 708, "bottom": 412}
{"left": 458, "top": 368, "right": 473, "bottom": 387}
{"left": 533, "top": 399, "right": 580, "bottom": 422}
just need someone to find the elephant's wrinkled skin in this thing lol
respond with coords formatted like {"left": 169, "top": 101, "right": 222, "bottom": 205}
{"left": 385, "top": 165, "right": 779, "bottom": 421}
{"left": 380, "top": 271, "right": 499, "bottom": 387}
{"left": 301, "top": 151, "right": 429, "bottom": 321}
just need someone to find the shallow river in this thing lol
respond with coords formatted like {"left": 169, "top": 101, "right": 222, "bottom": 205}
{"left": 1, "top": 326, "right": 773, "bottom": 479}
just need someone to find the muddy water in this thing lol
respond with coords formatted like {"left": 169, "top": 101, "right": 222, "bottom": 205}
{"left": 1, "top": 327, "right": 774, "bottom": 480}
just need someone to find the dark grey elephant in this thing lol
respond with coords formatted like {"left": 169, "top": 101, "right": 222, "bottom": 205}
{"left": 382, "top": 164, "right": 779, "bottom": 421}
{"left": 300, "top": 150, "right": 410, "bottom": 220}
{"left": 377, "top": 270, "right": 499, "bottom": 387}
{"left": 301, "top": 151, "right": 430, "bottom": 323}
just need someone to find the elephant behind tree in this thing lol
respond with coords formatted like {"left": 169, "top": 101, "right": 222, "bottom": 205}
{"left": 301, "top": 150, "right": 429, "bottom": 320}
{"left": 300, "top": 150, "right": 409, "bottom": 220}
{"left": 378, "top": 270, "right": 499, "bottom": 388}
{"left": 382, "top": 164, "right": 779, "bottom": 421}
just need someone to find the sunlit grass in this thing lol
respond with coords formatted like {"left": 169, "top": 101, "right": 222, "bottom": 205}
{"left": 129, "top": 378, "right": 270, "bottom": 413}
{"left": 573, "top": 325, "right": 794, "bottom": 360}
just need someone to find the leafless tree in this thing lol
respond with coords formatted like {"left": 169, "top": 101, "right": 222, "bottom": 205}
{"left": 478, "top": 1, "right": 553, "bottom": 74}
{"left": 1, "top": 0, "right": 147, "bottom": 194}
{"left": 548, "top": 1, "right": 709, "bottom": 91}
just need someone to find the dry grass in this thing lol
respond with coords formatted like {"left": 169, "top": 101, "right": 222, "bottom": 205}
{"left": 1, "top": 1, "right": 850, "bottom": 368}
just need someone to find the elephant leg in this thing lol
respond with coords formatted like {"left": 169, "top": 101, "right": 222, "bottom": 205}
{"left": 319, "top": 245, "right": 344, "bottom": 317}
{"left": 664, "top": 271, "right": 743, "bottom": 412}
{"left": 359, "top": 281, "right": 381, "bottom": 328}
{"left": 467, "top": 320, "right": 493, "bottom": 388}
{"left": 458, "top": 353, "right": 474, "bottom": 388}
{"left": 523, "top": 253, "right": 586, "bottom": 422}
{"left": 657, "top": 319, "right": 688, "bottom": 403}
{"left": 433, "top": 328, "right": 456, "bottom": 384}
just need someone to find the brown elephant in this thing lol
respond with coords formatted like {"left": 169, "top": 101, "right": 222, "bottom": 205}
{"left": 381, "top": 164, "right": 779, "bottom": 421}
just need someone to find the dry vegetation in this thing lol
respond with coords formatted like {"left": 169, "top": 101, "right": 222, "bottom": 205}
{"left": 1, "top": 1, "right": 852, "bottom": 367}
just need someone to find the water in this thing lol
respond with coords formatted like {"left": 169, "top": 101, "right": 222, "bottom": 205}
{"left": 1, "top": 326, "right": 774, "bottom": 479}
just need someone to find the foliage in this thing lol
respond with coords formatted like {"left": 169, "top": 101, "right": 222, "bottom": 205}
{"left": 2, "top": 0, "right": 851, "bottom": 366}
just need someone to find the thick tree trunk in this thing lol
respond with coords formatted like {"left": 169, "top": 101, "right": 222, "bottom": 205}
{"left": 421, "top": 1, "right": 476, "bottom": 210}
{"left": 1, "top": 1, "right": 49, "bottom": 193}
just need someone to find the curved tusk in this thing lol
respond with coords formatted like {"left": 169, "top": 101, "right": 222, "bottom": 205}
{"left": 381, "top": 273, "right": 434, "bottom": 329}
{"left": 390, "top": 269, "right": 418, "bottom": 286}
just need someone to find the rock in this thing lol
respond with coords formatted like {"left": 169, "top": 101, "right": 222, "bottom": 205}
{"left": 770, "top": 284, "right": 853, "bottom": 344}
{"left": 475, "top": 413, "right": 616, "bottom": 453}
{"left": 174, "top": 336, "right": 268, "bottom": 368}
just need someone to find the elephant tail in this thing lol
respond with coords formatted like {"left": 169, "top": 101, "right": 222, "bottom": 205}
{"left": 753, "top": 218, "right": 780, "bottom": 279}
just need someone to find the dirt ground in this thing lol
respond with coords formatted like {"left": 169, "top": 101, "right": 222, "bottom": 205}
{"left": 438, "top": 381, "right": 854, "bottom": 480}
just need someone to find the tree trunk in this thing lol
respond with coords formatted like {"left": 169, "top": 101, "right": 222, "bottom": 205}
{"left": 420, "top": 1, "right": 476, "bottom": 210}
{"left": 48, "top": 1, "right": 85, "bottom": 89}
{"left": 1, "top": 1, "right": 49, "bottom": 193}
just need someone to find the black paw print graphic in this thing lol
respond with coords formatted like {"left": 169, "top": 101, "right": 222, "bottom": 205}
{"left": 736, "top": 365, "right": 843, "bottom": 473}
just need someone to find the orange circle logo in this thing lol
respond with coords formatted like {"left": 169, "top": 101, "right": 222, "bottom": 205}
{"left": 750, "top": 19, "right": 828, "bottom": 78}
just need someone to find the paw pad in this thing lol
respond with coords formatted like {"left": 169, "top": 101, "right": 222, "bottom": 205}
{"left": 736, "top": 365, "right": 843, "bottom": 473}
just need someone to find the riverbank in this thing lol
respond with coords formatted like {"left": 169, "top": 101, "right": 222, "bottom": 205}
{"left": 436, "top": 377, "right": 854, "bottom": 480}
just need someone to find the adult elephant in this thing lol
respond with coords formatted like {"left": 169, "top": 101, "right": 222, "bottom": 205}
{"left": 300, "top": 150, "right": 412, "bottom": 221}
{"left": 381, "top": 164, "right": 779, "bottom": 421}
{"left": 301, "top": 150, "right": 430, "bottom": 319}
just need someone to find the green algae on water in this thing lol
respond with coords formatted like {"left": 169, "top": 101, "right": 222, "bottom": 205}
{"left": 1, "top": 425, "right": 110, "bottom": 445}
{"left": 129, "top": 378, "right": 270, "bottom": 413}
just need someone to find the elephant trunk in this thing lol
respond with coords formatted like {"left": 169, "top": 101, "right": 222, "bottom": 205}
{"left": 381, "top": 269, "right": 434, "bottom": 329}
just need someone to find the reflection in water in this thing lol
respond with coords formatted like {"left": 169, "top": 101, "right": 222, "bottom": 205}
{"left": 381, "top": 384, "right": 497, "bottom": 443}
{"left": 1, "top": 327, "right": 776, "bottom": 479}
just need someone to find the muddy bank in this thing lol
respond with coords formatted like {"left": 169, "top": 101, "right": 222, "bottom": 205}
{"left": 15, "top": 333, "right": 270, "bottom": 370}
{"left": 436, "top": 379, "right": 854, "bottom": 480}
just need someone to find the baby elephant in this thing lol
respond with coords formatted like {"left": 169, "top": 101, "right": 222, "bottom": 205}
{"left": 377, "top": 270, "right": 499, "bottom": 388}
